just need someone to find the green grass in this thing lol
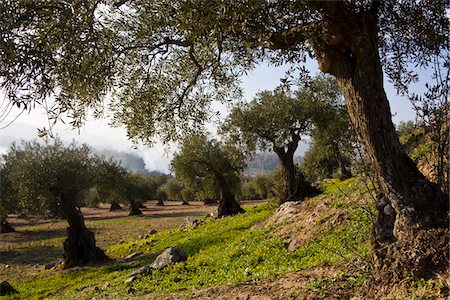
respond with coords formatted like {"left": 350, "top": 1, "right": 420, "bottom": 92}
{"left": 4, "top": 179, "right": 373, "bottom": 299}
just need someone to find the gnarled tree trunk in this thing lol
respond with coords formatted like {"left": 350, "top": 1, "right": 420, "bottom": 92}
{"left": 129, "top": 200, "right": 143, "bottom": 215}
{"left": 0, "top": 216, "right": 14, "bottom": 233}
{"left": 274, "top": 146, "right": 320, "bottom": 203}
{"left": 63, "top": 207, "right": 108, "bottom": 268}
{"left": 314, "top": 3, "right": 448, "bottom": 281}
{"left": 216, "top": 175, "right": 245, "bottom": 217}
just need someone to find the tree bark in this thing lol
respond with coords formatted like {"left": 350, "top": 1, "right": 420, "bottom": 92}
{"left": 0, "top": 217, "right": 14, "bottom": 233}
{"left": 63, "top": 207, "right": 108, "bottom": 268}
{"left": 216, "top": 175, "right": 245, "bottom": 217}
{"left": 314, "top": 3, "right": 448, "bottom": 281}
{"left": 109, "top": 201, "right": 122, "bottom": 211}
{"left": 129, "top": 200, "right": 143, "bottom": 215}
{"left": 274, "top": 147, "right": 320, "bottom": 203}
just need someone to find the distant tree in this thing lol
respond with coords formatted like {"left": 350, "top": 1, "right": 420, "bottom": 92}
{"left": 156, "top": 188, "right": 167, "bottom": 206}
{"left": 301, "top": 90, "right": 356, "bottom": 182}
{"left": 253, "top": 173, "right": 274, "bottom": 200}
{"left": 409, "top": 58, "right": 449, "bottom": 193}
{"left": 222, "top": 75, "right": 342, "bottom": 202}
{"left": 122, "top": 173, "right": 143, "bottom": 215}
{"left": 0, "top": 139, "right": 124, "bottom": 268}
{"left": 161, "top": 178, "right": 184, "bottom": 201}
{"left": 240, "top": 179, "right": 258, "bottom": 201}
{"left": 0, "top": 163, "right": 17, "bottom": 233}
{"left": 171, "top": 134, "right": 244, "bottom": 217}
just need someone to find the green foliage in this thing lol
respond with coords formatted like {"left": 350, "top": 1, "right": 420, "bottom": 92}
{"left": 123, "top": 172, "right": 161, "bottom": 203}
{"left": 171, "top": 134, "right": 243, "bottom": 201}
{"left": 0, "top": 139, "right": 125, "bottom": 219}
{"left": 3, "top": 1, "right": 446, "bottom": 144}
{"left": 300, "top": 77, "right": 355, "bottom": 182}
{"left": 160, "top": 178, "right": 184, "bottom": 201}
{"left": 222, "top": 74, "right": 334, "bottom": 154}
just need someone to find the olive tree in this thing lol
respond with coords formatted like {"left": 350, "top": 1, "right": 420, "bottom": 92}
{"left": 1, "top": 0, "right": 448, "bottom": 280}
{"left": 301, "top": 88, "right": 356, "bottom": 182}
{"left": 222, "top": 75, "right": 339, "bottom": 202}
{"left": 171, "top": 134, "right": 244, "bottom": 217}
{"left": 160, "top": 178, "right": 184, "bottom": 202}
{"left": 0, "top": 139, "right": 124, "bottom": 268}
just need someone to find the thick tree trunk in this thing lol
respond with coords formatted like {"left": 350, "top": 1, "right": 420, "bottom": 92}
{"left": 216, "top": 175, "right": 245, "bottom": 217}
{"left": 314, "top": 4, "right": 448, "bottom": 281}
{"left": 337, "top": 152, "right": 352, "bottom": 180}
{"left": 63, "top": 207, "right": 108, "bottom": 268}
{"left": 109, "top": 201, "right": 122, "bottom": 211}
{"left": 0, "top": 216, "right": 14, "bottom": 233}
{"left": 275, "top": 149, "right": 320, "bottom": 203}
{"left": 129, "top": 201, "right": 143, "bottom": 215}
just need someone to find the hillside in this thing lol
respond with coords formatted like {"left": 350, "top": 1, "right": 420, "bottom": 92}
{"left": 0, "top": 178, "right": 448, "bottom": 299}
{"left": 244, "top": 152, "right": 304, "bottom": 175}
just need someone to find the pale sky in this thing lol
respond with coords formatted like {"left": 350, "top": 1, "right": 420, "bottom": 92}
{"left": 0, "top": 61, "right": 417, "bottom": 173}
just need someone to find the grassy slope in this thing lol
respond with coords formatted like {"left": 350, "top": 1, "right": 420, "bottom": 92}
{"left": 2, "top": 178, "right": 447, "bottom": 299}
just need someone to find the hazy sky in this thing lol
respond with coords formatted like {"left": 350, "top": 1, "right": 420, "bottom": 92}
{"left": 0, "top": 61, "right": 417, "bottom": 173}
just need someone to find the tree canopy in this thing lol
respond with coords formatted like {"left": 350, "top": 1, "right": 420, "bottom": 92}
{"left": 0, "top": 139, "right": 125, "bottom": 219}
{"left": 222, "top": 74, "right": 339, "bottom": 202}
{"left": 1, "top": 1, "right": 446, "bottom": 143}
{"left": 171, "top": 134, "right": 244, "bottom": 216}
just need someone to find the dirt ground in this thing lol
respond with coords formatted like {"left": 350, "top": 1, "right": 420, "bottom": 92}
{"left": 0, "top": 200, "right": 264, "bottom": 284}
{"left": 1, "top": 200, "right": 264, "bottom": 249}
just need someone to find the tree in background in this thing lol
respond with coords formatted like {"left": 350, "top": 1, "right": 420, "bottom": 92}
{"left": 171, "top": 134, "right": 244, "bottom": 217}
{"left": 408, "top": 55, "right": 449, "bottom": 193}
{"left": 397, "top": 117, "right": 449, "bottom": 194}
{"left": 301, "top": 81, "right": 356, "bottom": 182}
{"left": 160, "top": 178, "right": 189, "bottom": 204}
{"left": 222, "top": 75, "right": 342, "bottom": 202}
{"left": 0, "top": 139, "right": 124, "bottom": 268}
{"left": 252, "top": 173, "right": 274, "bottom": 200}
{"left": 0, "top": 161, "right": 17, "bottom": 233}
{"left": 123, "top": 173, "right": 149, "bottom": 215}
{"left": 1, "top": 0, "right": 448, "bottom": 281}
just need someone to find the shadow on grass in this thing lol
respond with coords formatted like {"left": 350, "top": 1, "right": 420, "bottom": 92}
{"left": 0, "top": 245, "right": 62, "bottom": 265}
{"left": 84, "top": 211, "right": 208, "bottom": 222}
{"left": 2, "top": 228, "right": 67, "bottom": 244}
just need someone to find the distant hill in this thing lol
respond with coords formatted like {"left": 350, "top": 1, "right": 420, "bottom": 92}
{"left": 94, "top": 149, "right": 148, "bottom": 173}
{"left": 0, "top": 132, "right": 153, "bottom": 174}
{"left": 244, "top": 152, "right": 304, "bottom": 175}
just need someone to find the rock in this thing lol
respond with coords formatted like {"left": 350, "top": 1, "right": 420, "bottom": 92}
{"left": 0, "top": 281, "right": 18, "bottom": 296}
{"left": 206, "top": 211, "right": 218, "bottom": 219}
{"left": 149, "top": 229, "right": 157, "bottom": 235}
{"left": 270, "top": 201, "right": 303, "bottom": 224}
{"left": 44, "top": 262, "right": 57, "bottom": 270}
{"left": 150, "top": 246, "right": 187, "bottom": 270}
{"left": 130, "top": 265, "right": 152, "bottom": 276}
{"left": 124, "top": 276, "right": 136, "bottom": 284}
{"left": 192, "top": 219, "right": 201, "bottom": 228}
